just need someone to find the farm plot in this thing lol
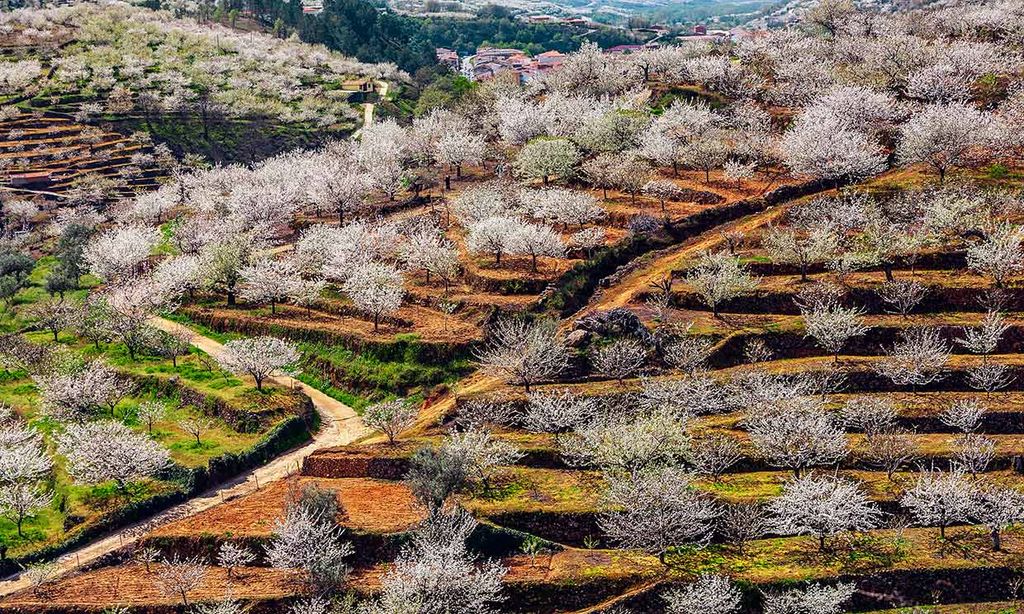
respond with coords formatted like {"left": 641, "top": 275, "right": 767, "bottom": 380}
{"left": 0, "top": 111, "right": 169, "bottom": 200}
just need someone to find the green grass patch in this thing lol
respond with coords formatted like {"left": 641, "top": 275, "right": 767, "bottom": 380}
{"left": 300, "top": 339, "right": 473, "bottom": 400}
{"left": 294, "top": 372, "right": 374, "bottom": 414}
{"left": 161, "top": 311, "right": 242, "bottom": 344}
{"left": 0, "top": 256, "right": 99, "bottom": 334}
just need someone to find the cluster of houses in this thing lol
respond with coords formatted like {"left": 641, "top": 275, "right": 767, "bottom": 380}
{"left": 438, "top": 47, "right": 571, "bottom": 83}
{"left": 300, "top": 0, "right": 324, "bottom": 15}
{"left": 437, "top": 23, "right": 734, "bottom": 84}
{"left": 436, "top": 44, "right": 674, "bottom": 83}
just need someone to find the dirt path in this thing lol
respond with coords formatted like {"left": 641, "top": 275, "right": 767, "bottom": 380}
{"left": 575, "top": 205, "right": 788, "bottom": 319}
{"left": 0, "top": 317, "right": 369, "bottom": 596}
{"left": 353, "top": 80, "right": 390, "bottom": 139}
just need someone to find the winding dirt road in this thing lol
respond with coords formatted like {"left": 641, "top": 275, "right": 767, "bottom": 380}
{"left": 0, "top": 317, "right": 369, "bottom": 596}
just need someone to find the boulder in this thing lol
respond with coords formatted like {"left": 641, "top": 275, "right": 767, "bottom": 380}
{"left": 572, "top": 308, "right": 653, "bottom": 344}
{"left": 565, "top": 329, "right": 591, "bottom": 348}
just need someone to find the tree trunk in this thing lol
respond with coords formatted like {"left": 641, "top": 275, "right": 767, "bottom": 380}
{"left": 227, "top": 291, "right": 236, "bottom": 306}
{"left": 531, "top": 254, "right": 538, "bottom": 272}
{"left": 818, "top": 533, "right": 826, "bottom": 551}
{"left": 992, "top": 528, "right": 1002, "bottom": 551}
{"left": 659, "top": 550, "right": 667, "bottom": 567}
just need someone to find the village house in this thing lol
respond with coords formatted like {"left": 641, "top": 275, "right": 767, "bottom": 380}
{"left": 436, "top": 47, "right": 459, "bottom": 71}
{"left": 465, "top": 47, "right": 567, "bottom": 84}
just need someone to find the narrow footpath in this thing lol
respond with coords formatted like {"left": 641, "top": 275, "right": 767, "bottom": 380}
{"left": 0, "top": 317, "right": 369, "bottom": 596}
{"left": 353, "top": 80, "right": 390, "bottom": 139}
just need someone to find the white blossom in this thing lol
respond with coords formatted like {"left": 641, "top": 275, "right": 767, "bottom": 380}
{"left": 522, "top": 390, "right": 600, "bottom": 434}
{"left": 801, "top": 299, "right": 868, "bottom": 362}
{"left": 599, "top": 467, "right": 719, "bottom": 565}
{"left": 745, "top": 396, "right": 847, "bottom": 477}
{"left": 514, "top": 138, "right": 581, "bottom": 185}
{"left": 762, "top": 582, "right": 855, "bottom": 614}
{"left": 363, "top": 399, "right": 418, "bottom": 444}
{"left": 769, "top": 474, "right": 881, "bottom": 551}
{"left": 238, "top": 257, "right": 301, "bottom": 314}
{"left": 266, "top": 504, "right": 352, "bottom": 587}
{"left": 684, "top": 251, "right": 760, "bottom": 317}
{"left": 966, "top": 223, "right": 1024, "bottom": 287}
{"left": 56, "top": 420, "right": 171, "bottom": 490}
{"left": 154, "top": 555, "right": 208, "bottom": 607}
{"left": 591, "top": 338, "right": 647, "bottom": 384}
{"left": 897, "top": 102, "right": 1002, "bottom": 183}
{"left": 561, "top": 410, "right": 690, "bottom": 477}
{"left": 342, "top": 262, "right": 405, "bottom": 332}
{"left": 901, "top": 468, "right": 976, "bottom": 540}
{"left": 874, "top": 327, "right": 950, "bottom": 390}
{"left": 83, "top": 223, "right": 161, "bottom": 281}
{"left": 217, "top": 336, "right": 300, "bottom": 391}
{"left": 475, "top": 318, "right": 568, "bottom": 392}
{"left": 365, "top": 508, "right": 505, "bottom": 614}
{"left": 663, "top": 574, "right": 741, "bottom": 614}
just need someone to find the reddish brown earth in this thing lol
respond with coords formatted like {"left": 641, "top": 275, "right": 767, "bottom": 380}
{"left": 148, "top": 476, "right": 424, "bottom": 538}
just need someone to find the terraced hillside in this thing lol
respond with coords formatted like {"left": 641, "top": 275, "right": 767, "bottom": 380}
{"left": 0, "top": 111, "right": 168, "bottom": 200}
{"left": 5, "top": 0, "right": 1024, "bottom": 612}
{"left": 9, "top": 159, "right": 1024, "bottom": 613}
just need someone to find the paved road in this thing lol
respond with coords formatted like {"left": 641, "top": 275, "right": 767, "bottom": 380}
{"left": 0, "top": 317, "right": 369, "bottom": 597}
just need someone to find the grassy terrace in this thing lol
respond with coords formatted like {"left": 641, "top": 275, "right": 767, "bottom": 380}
{"left": 166, "top": 305, "right": 475, "bottom": 411}
{"left": 0, "top": 259, "right": 309, "bottom": 560}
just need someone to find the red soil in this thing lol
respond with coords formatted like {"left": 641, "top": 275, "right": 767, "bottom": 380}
{"left": 148, "top": 476, "right": 424, "bottom": 539}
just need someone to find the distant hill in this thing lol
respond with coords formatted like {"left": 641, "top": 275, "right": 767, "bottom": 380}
{"left": 388, "top": 0, "right": 782, "bottom": 27}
